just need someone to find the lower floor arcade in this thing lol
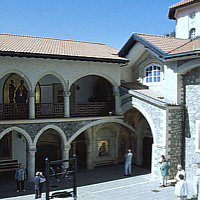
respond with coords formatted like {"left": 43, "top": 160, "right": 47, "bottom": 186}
{"left": 0, "top": 114, "right": 155, "bottom": 182}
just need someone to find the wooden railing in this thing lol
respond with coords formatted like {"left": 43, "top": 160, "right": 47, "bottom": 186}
{"left": 0, "top": 103, "right": 29, "bottom": 119}
{"left": 70, "top": 102, "right": 114, "bottom": 117}
{"left": 0, "top": 102, "right": 114, "bottom": 119}
{"left": 35, "top": 103, "right": 64, "bottom": 118}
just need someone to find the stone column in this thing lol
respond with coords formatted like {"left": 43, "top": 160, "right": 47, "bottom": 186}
{"left": 61, "top": 144, "right": 71, "bottom": 168}
{"left": 27, "top": 148, "right": 36, "bottom": 182}
{"left": 63, "top": 91, "right": 70, "bottom": 117}
{"left": 113, "top": 86, "right": 121, "bottom": 115}
{"left": 86, "top": 140, "right": 94, "bottom": 170}
{"left": 29, "top": 91, "right": 35, "bottom": 119}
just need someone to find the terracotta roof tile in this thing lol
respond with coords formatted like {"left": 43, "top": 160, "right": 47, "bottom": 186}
{"left": 0, "top": 33, "right": 125, "bottom": 61}
{"left": 169, "top": 38, "right": 200, "bottom": 54}
{"left": 135, "top": 33, "right": 190, "bottom": 54}
{"left": 169, "top": 0, "right": 196, "bottom": 9}
{"left": 168, "top": 0, "right": 200, "bottom": 19}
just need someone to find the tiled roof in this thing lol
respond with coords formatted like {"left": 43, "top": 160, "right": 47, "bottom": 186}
{"left": 168, "top": 0, "right": 200, "bottom": 19}
{"left": 135, "top": 33, "right": 191, "bottom": 54}
{"left": 170, "top": 0, "right": 196, "bottom": 9}
{"left": 0, "top": 33, "right": 126, "bottom": 62}
{"left": 169, "top": 38, "right": 200, "bottom": 54}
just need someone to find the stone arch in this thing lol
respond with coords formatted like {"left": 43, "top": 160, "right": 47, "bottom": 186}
{"left": 0, "top": 126, "right": 32, "bottom": 147}
{"left": 178, "top": 59, "right": 200, "bottom": 74}
{"left": 70, "top": 72, "right": 118, "bottom": 89}
{"left": 33, "top": 71, "right": 68, "bottom": 91}
{"left": 138, "top": 59, "right": 164, "bottom": 70}
{"left": 67, "top": 118, "right": 135, "bottom": 145}
{"left": 0, "top": 69, "right": 32, "bottom": 91}
{"left": 33, "top": 124, "right": 67, "bottom": 148}
{"left": 121, "top": 101, "right": 156, "bottom": 144}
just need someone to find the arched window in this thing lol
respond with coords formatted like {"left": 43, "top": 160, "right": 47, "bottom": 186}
{"left": 190, "top": 28, "right": 196, "bottom": 40}
{"left": 145, "top": 65, "right": 161, "bottom": 83}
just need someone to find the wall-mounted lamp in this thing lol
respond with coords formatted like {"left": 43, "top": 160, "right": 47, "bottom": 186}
{"left": 18, "top": 133, "right": 22, "bottom": 139}
{"left": 76, "top": 85, "right": 80, "bottom": 90}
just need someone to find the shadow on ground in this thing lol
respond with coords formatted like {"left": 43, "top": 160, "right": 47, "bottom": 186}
{"left": 0, "top": 164, "right": 150, "bottom": 199}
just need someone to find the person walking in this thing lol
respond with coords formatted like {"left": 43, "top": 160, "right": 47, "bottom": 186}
{"left": 124, "top": 149, "right": 133, "bottom": 176}
{"left": 192, "top": 163, "right": 200, "bottom": 198}
{"left": 159, "top": 159, "right": 169, "bottom": 187}
{"left": 175, "top": 174, "right": 188, "bottom": 200}
{"left": 35, "top": 171, "right": 46, "bottom": 199}
{"left": 15, "top": 163, "right": 27, "bottom": 192}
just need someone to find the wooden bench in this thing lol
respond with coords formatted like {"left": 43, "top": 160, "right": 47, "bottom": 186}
{"left": 0, "top": 159, "right": 19, "bottom": 172}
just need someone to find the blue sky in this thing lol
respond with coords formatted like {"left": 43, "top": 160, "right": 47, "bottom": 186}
{"left": 0, "top": 0, "right": 179, "bottom": 49}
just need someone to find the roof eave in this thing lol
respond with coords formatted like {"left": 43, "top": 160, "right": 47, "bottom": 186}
{"left": 118, "top": 34, "right": 165, "bottom": 59}
{"left": 0, "top": 51, "right": 127, "bottom": 64}
{"left": 163, "top": 51, "right": 197, "bottom": 60}
{"left": 168, "top": 0, "right": 200, "bottom": 20}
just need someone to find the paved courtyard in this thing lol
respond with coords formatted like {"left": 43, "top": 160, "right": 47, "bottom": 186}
{"left": 0, "top": 165, "right": 197, "bottom": 200}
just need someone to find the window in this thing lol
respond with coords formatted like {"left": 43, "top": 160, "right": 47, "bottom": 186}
{"left": 145, "top": 65, "right": 161, "bottom": 83}
{"left": 190, "top": 12, "right": 195, "bottom": 19}
{"left": 190, "top": 28, "right": 196, "bottom": 40}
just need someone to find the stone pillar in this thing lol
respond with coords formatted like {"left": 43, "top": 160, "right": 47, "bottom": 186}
{"left": 86, "top": 140, "right": 94, "bottom": 170}
{"left": 85, "top": 128, "right": 95, "bottom": 170}
{"left": 27, "top": 148, "right": 36, "bottom": 182}
{"left": 61, "top": 144, "right": 71, "bottom": 168}
{"left": 63, "top": 91, "right": 70, "bottom": 117}
{"left": 29, "top": 91, "right": 35, "bottom": 119}
{"left": 113, "top": 86, "right": 121, "bottom": 115}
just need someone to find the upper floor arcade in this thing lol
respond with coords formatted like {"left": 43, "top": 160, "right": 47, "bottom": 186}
{"left": 0, "top": 33, "right": 127, "bottom": 120}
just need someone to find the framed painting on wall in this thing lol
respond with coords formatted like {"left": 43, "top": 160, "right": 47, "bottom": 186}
{"left": 98, "top": 140, "right": 109, "bottom": 157}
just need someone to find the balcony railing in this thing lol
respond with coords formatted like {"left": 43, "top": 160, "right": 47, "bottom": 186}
{"left": 0, "top": 103, "right": 29, "bottom": 119}
{"left": 70, "top": 102, "right": 114, "bottom": 117}
{"left": 35, "top": 103, "right": 64, "bottom": 118}
{"left": 0, "top": 102, "right": 114, "bottom": 120}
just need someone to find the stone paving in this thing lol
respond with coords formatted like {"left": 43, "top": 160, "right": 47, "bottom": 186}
{"left": 0, "top": 165, "right": 198, "bottom": 200}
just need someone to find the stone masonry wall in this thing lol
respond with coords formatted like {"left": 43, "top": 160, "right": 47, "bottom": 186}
{"left": 166, "top": 108, "right": 183, "bottom": 178}
{"left": 0, "top": 120, "right": 95, "bottom": 143}
{"left": 183, "top": 66, "right": 200, "bottom": 179}
{"left": 130, "top": 96, "right": 166, "bottom": 178}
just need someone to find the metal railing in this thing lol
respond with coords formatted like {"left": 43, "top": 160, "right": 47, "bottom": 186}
{"left": 0, "top": 102, "right": 114, "bottom": 119}
{"left": 35, "top": 103, "right": 64, "bottom": 118}
{"left": 0, "top": 103, "right": 29, "bottom": 119}
{"left": 70, "top": 102, "right": 114, "bottom": 117}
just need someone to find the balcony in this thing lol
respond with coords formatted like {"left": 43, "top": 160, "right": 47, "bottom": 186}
{"left": 0, "top": 102, "right": 114, "bottom": 120}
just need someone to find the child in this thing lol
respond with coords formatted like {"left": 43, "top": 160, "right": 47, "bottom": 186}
{"left": 175, "top": 174, "right": 188, "bottom": 200}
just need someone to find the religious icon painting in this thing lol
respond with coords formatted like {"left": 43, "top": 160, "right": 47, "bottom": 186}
{"left": 98, "top": 140, "right": 109, "bottom": 157}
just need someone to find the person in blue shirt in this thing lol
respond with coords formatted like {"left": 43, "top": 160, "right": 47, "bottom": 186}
{"left": 160, "top": 159, "right": 170, "bottom": 187}
{"left": 35, "top": 171, "right": 46, "bottom": 199}
{"left": 124, "top": 149, "right": 133, "bottom": 176}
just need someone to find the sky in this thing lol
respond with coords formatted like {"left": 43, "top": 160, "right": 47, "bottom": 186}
{"left": 0, "top": 0, "right": 179, "bottom": 49}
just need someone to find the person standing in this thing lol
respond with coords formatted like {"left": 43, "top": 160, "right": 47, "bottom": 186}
{"left": 174, "top": 165, "right": 186, "bottom": 182}
{"left": 175, "top": 174, "right": 188, "bottom": 200}
{"left": 39, "top": 172, "right": 46, "bottom": 198}
{"left": 159, "top": 159, "right": 169, "bottom": 187}
{"left": 35, "top": 171, "right": 46, "bottom": 199}
{"left": 192, "top": 163, "right": 200, "bottom": 198}
{"left": 124, "top": 149, "right": 133, "bottom": 176}
{"left": 15, "top": 163, "right": 26, "bottom": 192}
{"left": 35, "top": 172, "right": 41, "bottom": 199}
